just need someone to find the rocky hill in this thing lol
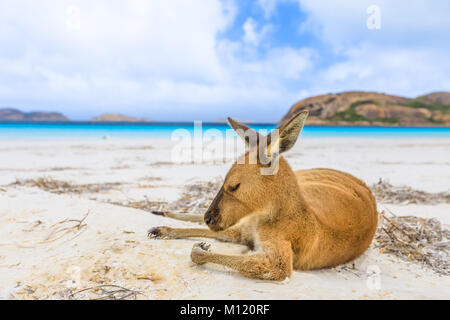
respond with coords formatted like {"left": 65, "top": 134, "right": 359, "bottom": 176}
{"left": 280, "top": 91, "right": 450, "bottom": 126}
{"left": 91, "top": 113, "right": 151, "bottom": 122}
{"left": 0, "top": 108, "right": 69, "bottom": 122}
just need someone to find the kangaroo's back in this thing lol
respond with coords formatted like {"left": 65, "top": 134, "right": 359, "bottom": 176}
{"left": 292, "top": 168, "right": 378, "bottom": 269}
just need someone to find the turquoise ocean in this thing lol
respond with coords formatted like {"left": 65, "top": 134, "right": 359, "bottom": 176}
{"left": 0, "top": 122, "right": 449, "bottom": 140}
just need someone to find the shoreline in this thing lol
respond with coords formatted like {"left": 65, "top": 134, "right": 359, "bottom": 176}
{"left": 1, "top": 120, "right": 450, "bottom": 128}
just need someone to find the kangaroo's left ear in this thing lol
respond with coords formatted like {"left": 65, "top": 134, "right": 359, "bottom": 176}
{"left": 265, "top": 110, "right": 309, "bottom": 158}
{"left": 227, "top": 117, "right": 264, "bottom": 148}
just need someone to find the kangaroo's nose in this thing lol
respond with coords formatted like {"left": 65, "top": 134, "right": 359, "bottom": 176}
{"left": 204, "top": 208, "right": 219, "bottom": 225}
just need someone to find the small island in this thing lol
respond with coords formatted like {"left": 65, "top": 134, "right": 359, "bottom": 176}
{"left": 90, "top": 113, "right": 152, "bottom": 122}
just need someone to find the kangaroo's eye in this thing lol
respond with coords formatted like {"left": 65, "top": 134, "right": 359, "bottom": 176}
{"left": 228, "top": 183, "right": 240, "bottom": 192}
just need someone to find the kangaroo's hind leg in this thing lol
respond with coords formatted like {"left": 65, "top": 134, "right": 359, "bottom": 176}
{"left": 190, "top": 240, "right": 293, "bottom": 280}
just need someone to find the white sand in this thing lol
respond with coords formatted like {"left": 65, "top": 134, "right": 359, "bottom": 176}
{"left": 0, "top": 137, "right": 449, "bottom": 299}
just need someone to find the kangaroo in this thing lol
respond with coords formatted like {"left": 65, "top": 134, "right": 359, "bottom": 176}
{"left": 148, "top": 111, "right": 378, "bottom": 280}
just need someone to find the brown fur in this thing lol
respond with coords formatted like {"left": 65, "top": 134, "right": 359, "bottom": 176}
{"left": 148, "top": 111, "right": 378, "bottom": 280}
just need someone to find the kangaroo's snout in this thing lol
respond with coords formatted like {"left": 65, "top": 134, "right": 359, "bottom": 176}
{"left": 204, "top": 186, "right": 224, "bottom": 230}
{"left": 204, "top": 207, "right": 220, "bottom": 225}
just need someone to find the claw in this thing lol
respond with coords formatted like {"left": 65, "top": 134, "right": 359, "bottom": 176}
{"left": 151, "top": 210, "right": 166, "bottom": 216}
{"left": 194, "top": 242, "right": 211, "bottom": 251}
{"left": 147, "top": 227, "right": 162, "bottom": 239}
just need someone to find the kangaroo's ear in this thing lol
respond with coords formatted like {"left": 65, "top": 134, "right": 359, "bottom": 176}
{"left": 227, "top": 117, "right": 263, "bottom": 148}
{"left": 266, "top": 110, "right": 309, "bottom": 157}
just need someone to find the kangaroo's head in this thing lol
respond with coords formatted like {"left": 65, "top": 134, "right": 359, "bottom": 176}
{"left": 204, "top": 111, "right": 309, "bottom": 231}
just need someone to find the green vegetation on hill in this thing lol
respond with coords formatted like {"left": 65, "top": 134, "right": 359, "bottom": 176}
{"left": 403, "top": 99, "right": 450, "bottom": 114}
{"left": 336, "top": 98, "right": 448, "bottom": 124}
{"left": 349, "top": 100, "right": 378, "bottom": 108}
{"left": 427, "top": 117, "right": 444, "bottom": 124}
{"left": 374, "top": 117, "right": 399, "bottom": 124}
{"left": 334, "top": 108, "right": 367, "bottom": 122}
{"left": 336, "top": 100, "right": 399, "bottom": 123}
{"left": 334, "top": 100, "right": 370, "bottom": 122}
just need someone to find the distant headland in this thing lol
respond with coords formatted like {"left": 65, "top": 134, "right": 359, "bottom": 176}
{"left": 0, "top": 108, "right": 69, "bottom": 122}
{"left": 280, "top": 91, "right": 450, "bottom": 127}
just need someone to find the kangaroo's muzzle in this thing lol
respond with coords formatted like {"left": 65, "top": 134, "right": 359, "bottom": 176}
{"left": 204, "top": 186, "right": 224, "bottom": 230}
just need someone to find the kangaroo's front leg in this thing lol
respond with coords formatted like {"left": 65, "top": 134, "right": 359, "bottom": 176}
{"left": 191, "top": 240, "right": 293, "bottom": 280}
{"left": 147, "top": 226, "right": 241, "bottom": 244}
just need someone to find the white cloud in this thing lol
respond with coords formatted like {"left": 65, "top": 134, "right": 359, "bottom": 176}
{"left": 242, "top": 18, "right": 273, "bottom": 47}
{"left": 0, "top": 1, "right": 230, "bottom": 110}
{"left": 306, "top": 45, "right": 450, "bottom": 98}
{"left": 257, "top": 0, "right": 279, "bottom": 19}
{"left": 295, "top": 0, "right": 450, "bottom": 97}
{"left": 298, "top": 0, "right": 450, "bottom": 49}
{"left": 238, "top": 47, "right": 315, "bottom": 80}
{"left": 0, "top": 0, "right": 318, "bottom": 121}
{"left": 243, "top": 18, "right": 259, "bottom": 45}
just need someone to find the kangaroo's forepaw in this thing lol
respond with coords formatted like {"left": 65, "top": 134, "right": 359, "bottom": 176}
{"left": 147, "top": 226, "right": 174, "bottom": 239}
{"left": 191, "top": 242, "right": 211, "bottom": 265}
{"left": 151, "top": 210, "right": 166, "bottom": 217}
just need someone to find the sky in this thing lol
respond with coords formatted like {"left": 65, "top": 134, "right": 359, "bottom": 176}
{"left": 0, "top": 0, "right": 449, "bottom": 122}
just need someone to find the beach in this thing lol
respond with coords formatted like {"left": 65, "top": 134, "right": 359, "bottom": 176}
{"left": 0, "top": 136, "right": 449, "bottom": 299}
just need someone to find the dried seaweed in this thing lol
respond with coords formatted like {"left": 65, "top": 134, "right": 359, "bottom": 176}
{"left": 39, "top": 211, "right": 90, "bottom": 244}
{"left": 111, "top": 197, "right": 168, "bottom": 213}
{"left": 334, "top": 263, "right": 364, "bottom": 278}
{"left": 375, "top": 210, "right": 449, "bottom": 275}
{"left": 68, "top": 284, "right": 142, "bottom": 300}
{"left": 12, "top": 178, "right": 123, "bottom": 195}
{"left": 371, "top": 179, "right": 450, "bottom": 205}
{"left": 0, "top": 212, "right": 90, "bottom": 248}
{"left": 165, "top": 179, "right": 222, "bottom": 214}
{"left": 112, "top": 179, "right": 222, "bottom": 222}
